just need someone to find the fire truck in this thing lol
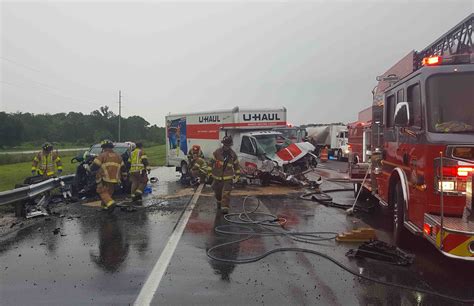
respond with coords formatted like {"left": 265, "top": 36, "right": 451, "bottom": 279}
{"left": 349, "top": 14, "right": 474, "bottom": 260}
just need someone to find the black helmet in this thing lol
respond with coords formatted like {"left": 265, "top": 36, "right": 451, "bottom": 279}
{"left": 100, "top": 139, "right": 114, "bottom": 149}
{"left": 42, "top": 142, "right": 53, "bottom": 152}
{"left": 221, "top": 135, "right": 233, "bottom": 146}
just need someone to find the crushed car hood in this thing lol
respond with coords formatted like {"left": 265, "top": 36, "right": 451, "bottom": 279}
{"left": 274, "top": 142, "right": 315, "bottom": 165}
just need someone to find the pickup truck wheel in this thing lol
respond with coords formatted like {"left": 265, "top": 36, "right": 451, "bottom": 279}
{"left": 393, "top": 182, "right": 406, "bottom": 244}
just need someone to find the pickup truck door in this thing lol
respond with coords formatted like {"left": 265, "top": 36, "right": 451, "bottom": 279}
{"left": 238, "top": 136, "right": 260, "bottom": 176}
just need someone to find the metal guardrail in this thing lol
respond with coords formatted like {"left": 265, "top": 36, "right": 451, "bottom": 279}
{"left": 0, "top": 174, "right": 75, "bottom": 206}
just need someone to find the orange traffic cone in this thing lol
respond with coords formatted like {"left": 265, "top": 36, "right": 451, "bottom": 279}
{"left": 320, "top": 147, "right": 328, "bottom": 163}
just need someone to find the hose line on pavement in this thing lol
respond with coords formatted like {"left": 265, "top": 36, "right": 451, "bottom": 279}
{"left": 207, "top": 196, "right": 474, "bottom": 304}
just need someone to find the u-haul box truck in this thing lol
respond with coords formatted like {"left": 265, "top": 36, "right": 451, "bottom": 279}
{"left": 165, "top": 106, "right": 316, "bottom": 176}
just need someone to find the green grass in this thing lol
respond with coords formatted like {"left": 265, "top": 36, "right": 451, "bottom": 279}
{"left": 146, "top": 145, "right": 166, "bottom": 166}
{"left": 0, "top": 142, "right": 89, "bottom": 152}
{"left": 0, "top": 153, "right": 79, "bottom": 192}
{"left": 0, "top": 145, "right": 166, "bottom": 192}
{"left": 0, "top": 150, "right": 85, "bottom": 165}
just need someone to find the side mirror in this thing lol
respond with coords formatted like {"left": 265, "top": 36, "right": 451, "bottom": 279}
{"left": 71, "top": 151, "right": 86, "bottom": 163}
{"left": 394, "top": 102, "right": 410, "bottom": 127}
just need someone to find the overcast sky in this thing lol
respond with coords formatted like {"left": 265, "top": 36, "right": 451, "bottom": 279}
{"left": 1, "top": 1, "right": 472, "bottom": 127}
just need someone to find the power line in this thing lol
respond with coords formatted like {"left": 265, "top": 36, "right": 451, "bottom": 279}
{"left": 1, "top": 80, "right": 105, "bottom": 110}
{"left": 0, "top": 56, "right": 42, "bottom": 72}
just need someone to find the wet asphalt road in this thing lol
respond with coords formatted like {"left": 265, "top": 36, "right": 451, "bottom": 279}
{"left": 1, "top": 162, "right": 474, "bottom": 305}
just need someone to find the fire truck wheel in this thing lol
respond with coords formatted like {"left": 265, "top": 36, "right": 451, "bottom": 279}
{"left": 180, "top": 161, "right": 189, "bottom": 175}
{"left": 393, "top": 182, "right": 406, "bottom": 244}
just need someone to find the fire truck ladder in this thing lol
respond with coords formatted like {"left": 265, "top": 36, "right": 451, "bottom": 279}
{"left": 414, "top": 13, "right": 473, "bottom": 70}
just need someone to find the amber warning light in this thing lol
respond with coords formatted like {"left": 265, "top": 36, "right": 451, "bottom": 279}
{"left": 422, "top": 56, "right": 442, "bottom": 66}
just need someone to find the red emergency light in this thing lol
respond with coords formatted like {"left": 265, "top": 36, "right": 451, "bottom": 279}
{"left": 423, "top": 223, "right": 432, "bottom": 235}
{"left": 422, "top": 56, "right": 442, "bottom": 66}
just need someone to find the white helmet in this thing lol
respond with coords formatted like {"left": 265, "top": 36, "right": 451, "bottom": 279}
{"left": 125, "top": 141, "right": 136, "bottom": 152}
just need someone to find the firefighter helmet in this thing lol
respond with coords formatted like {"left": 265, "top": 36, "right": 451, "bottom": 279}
{"left": 125, "top": 141, "right": 136, "bottom": 151}
{"left": 42, "top": 142, "right": 53, "bottom": 152}
{"left": 100, "top": 139, "right": 114, "bottom": 149}
{"left": 192, "top": 144, "right": 201, "bottom": 152}
{"left": 221, "top": 135, "right": 233, "bottom": 146}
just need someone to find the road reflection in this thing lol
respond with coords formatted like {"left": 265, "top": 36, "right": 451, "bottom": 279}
{"left": 90, "top": 215, "right": 129, "bottom": 273}
{"left": 206, "top": 211, "right": 238, "bottom": 281}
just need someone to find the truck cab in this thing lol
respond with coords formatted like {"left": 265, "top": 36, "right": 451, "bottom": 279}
{"left": 351, "top": 14, "right": 474, "bottom": 260}
{"left": 225, "top": 131, "right": 287, "bottom": 175}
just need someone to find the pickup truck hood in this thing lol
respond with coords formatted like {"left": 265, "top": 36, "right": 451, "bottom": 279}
{"left": 273, "top": 142, "right": 315, "bottom": 165}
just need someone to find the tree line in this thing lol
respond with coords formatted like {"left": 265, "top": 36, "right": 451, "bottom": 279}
{"left": 0, "top": 106, "right": 165, "bottom": 148}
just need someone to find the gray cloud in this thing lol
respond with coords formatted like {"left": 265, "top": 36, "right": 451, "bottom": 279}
{"left": 1, "top": 1, "right": 472, "bottom": 126}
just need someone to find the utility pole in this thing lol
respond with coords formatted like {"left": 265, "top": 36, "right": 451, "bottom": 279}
{"left": 118, "top": 90, "right": 122, "bottom": 142}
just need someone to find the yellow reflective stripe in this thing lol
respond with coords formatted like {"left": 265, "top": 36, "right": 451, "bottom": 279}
{"left": 141, "top": 155, "right": 148, "bottom": 159}
{"left": 31, "top": 166, "right": 37, "bottom": 171}
{"left": 33, "top": 157, "right": 39, "bottom": 162}
{"left": 213, "top": 176, "right": 234, "bottom": 181}
{"left": 57, "top": 166, "right": 63, "bottom": 170}
{"left": 103, "top": 178, "right": 118, "bottom": 183}
{"left": 54, "top": 156, "right": 61, "bottom": 162}
{"left": 100, "top": 162, "right": 121, "bottom": 181}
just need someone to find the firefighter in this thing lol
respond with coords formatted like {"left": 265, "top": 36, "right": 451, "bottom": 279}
{"left": 129, "top": 142, "right": 150, "bottom": 202}
{"left": 187, "top": 144, "right": 205, "bottom": 163}
{"left": 211, "top": 135, "right": 240, "bottom": 214}
{"left": 90, "top": 140, "right": 126, "bottom": 212}
{"left": 190, "top": 152, "right": 210, "bottom": 186}
{"left": 31, "top": 142, "right": 63, "bottom": 178}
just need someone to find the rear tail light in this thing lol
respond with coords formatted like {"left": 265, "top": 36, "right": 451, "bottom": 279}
{"left": 435, "top": 160, "right": 474, "bottom": 194}
{"left": 458, "top": 167, "right": 474, "bottom": 177}
{"left": 423, "top": 223, "right": 432, "bottom": 235}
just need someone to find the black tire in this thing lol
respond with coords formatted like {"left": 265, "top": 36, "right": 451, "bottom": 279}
{"left": 180, "top": 161, "right": 189, "bottom": 175}
{"left": 353, "top": 183, "right": 370, "bottom": 201}
{"left": 392, "top": 182, "right": 406, "bottom": 244}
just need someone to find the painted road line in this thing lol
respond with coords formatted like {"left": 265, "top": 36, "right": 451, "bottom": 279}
{"left": 134, "top": 183, "right": 204, "bottom": 306}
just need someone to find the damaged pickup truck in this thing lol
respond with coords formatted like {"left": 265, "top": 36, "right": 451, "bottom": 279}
{"left": 165, "top": 107, "right": 317, "bottom": 184}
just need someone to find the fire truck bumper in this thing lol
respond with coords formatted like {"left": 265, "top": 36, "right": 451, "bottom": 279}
{"left": 424, "top": 213, "right": 474, "bottom": 260}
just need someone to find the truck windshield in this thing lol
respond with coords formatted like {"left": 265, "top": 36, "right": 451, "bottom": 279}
{"left": 254, "top": 135, "right": 278, "bottom": 156}
{"left": 427, "top": 72, "right": 474, "bottom": 133}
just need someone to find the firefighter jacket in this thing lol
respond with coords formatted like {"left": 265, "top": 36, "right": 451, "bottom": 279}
{"left": 192, "top": 157, "right": 210, "bottom": 176}
{"left": 129, "top": 148, "right": 149, "bottom": 173}
{"left": 211, "top": 147, "right": 240, "bottom": 181}
{"left": 31, "top": 151, "right": 63, "bottom": 176}
{"left": 91, "top": 149, "right": 125, "bottom": 184}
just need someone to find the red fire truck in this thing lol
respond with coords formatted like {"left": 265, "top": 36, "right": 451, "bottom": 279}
{"left": 349, "top": 14, "right": 474, "bottom": 260}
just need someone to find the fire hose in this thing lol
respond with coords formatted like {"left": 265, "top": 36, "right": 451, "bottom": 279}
{"left": 207, "top": 196, "right": 474, "bottom": 304}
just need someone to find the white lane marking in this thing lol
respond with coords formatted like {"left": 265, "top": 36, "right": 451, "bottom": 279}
{"left": 134, "top": 184, "right": 204, "bottom": 306}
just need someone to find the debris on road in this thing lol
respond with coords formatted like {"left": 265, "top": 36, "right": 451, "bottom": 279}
{"left": 346, "top": 240, "right": 415, "bottom": 266}
{"left": 336, "top": 228, "right": 376, "bottom": 242}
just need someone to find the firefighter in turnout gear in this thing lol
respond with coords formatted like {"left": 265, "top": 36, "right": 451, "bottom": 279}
{"left": 187, "top": 144, "right": 204, "bottom": 163}
{"left": 90, "top": 140, "right": 126, "bottom": 212}
{"left": 129, "top": 142, "right": 150, "bottom": 202}
{"left": 189, "top": 145, "right": 208, "bottom": 185}
{"left": 211, "top": 135, "right": 240, "bottom": 214}
{"left": 31, "top": 142, "right": 63, "bottom": 178}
